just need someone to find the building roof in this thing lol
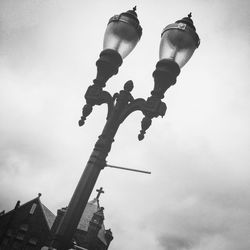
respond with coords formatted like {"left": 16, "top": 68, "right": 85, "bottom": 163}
{"left": 40, "top": 203, "right": 56, "bottom": 229}
{"left": 1, "top": 194, "right": 108, "bottom": 246}
{"left": 0, "top": 195, "right": 55, "bottom": 233}
{"left": 34, "top": 195, "right": 108, "bottom": 245}
{"left": 77, "top": 198, "right": 107, "bottom": 245}
{"left": 77, "top": 198, "right": 98, "bottom": 231}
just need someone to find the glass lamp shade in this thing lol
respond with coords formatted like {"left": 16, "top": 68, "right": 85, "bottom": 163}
{"left": 103, "top": 8, "right": 142, "bottom": 59}
{"left": 160, "top": 15, "right": 200, "bottom": 68}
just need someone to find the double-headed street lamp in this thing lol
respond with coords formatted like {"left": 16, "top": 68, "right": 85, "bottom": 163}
{"left": 51, "top": 7, "right": 200, "bottom": 250}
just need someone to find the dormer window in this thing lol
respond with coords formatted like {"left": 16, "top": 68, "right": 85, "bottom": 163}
{"left": 16, "top": 232, "right": 25, "bottom": 240}
{"left": 19, "top": 224, "right": 28, "bottom": 232}
{"left": 29, "top": 203, "right": 37, "bottom": 214}
{"left": 28, "top": 237, "right": 38, "bottom": 245}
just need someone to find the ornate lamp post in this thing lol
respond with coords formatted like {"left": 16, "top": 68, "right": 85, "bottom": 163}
{"left": 51, "top": 7, "right": 199, "bottom": 250}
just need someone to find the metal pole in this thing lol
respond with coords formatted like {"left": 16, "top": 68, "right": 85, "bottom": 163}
{"left": 51, "top": 86, "right": 131, "bottom": 250}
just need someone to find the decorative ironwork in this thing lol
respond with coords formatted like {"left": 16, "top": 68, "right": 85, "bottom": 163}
{"left": 79, "top": 57, "right": 180, "bottom": 142}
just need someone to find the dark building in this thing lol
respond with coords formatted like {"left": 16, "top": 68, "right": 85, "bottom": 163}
{"left": 0, "top": 193, "right": 54, "bottom": 249}
{"left": 0, "top": 189, "right": 113, "bottom": 250}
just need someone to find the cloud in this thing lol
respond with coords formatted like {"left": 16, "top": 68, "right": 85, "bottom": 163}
{"left": 159, "top": 235, "right": 192, "bottom": 250}
{"left": 137, "top": 131, "right": 250, "bottom": 250}
{"left": 150, "top": 168, "right": 250, "bottom": 250}
{"left": 0, "top": 1, "right": 250, "bottom": 250}
{"left": 155, "top": 192, "right": 250, "bottom": 250}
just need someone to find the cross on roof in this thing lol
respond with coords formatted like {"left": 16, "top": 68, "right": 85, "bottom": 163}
{"left": 96, "top": 187, "right": 104, "bottom": 200}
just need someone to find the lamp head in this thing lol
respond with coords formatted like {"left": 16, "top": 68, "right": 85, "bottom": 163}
{"left": 103, "top": 7, "right": 142, "bottom": 59}
{"left": 159, "top": 13, "right": 200, "bottom": 68}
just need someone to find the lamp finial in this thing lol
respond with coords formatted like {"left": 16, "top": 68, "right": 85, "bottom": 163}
{"left": 188, "top": 12, "right": 192, "bottom": 18}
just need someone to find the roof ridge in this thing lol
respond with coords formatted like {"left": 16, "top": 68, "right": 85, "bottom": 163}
{"left": 1, "top": 197, "right": 39, "bottom": 217}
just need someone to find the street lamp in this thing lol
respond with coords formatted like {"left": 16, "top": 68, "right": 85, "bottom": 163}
{"left": 51, "top": 7, "right": 199, "bottom": 250}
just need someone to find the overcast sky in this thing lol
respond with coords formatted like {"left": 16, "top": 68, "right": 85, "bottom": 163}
{"left": 0, "top": 0, "right": 250, "bottom": 250}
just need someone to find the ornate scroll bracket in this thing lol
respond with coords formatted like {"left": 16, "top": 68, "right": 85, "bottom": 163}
{"left": 137, "top": 59, "right": 180, "bottom": 140}
{"left": 117, "top": 90, "right": 167, "bottom": 141}
{"left": 138, "top": 96, "right": 167, "bottom": 140}
{"left": 79, "top": 49, "right": 122, "bottom": 127}
{"left": 79, "top": 59, "right": 179, "bottom": 141}
{"left": 78, "top": 85, "right": 113, "bottom": 126}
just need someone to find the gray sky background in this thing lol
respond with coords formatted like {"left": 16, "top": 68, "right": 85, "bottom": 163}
{"left": 0, "top": 0, "right": 250, "bottom": 249}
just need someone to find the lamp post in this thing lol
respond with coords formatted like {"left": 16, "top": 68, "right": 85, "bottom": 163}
{"left": 51, "top": 7, "right": 200, "bottom": 250}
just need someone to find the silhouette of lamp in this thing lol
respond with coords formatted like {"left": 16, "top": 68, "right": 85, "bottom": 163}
{"left": 52, "top": 8, "right": 200, "bottom": 250}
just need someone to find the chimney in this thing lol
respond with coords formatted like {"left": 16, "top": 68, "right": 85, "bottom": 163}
{"left": 50, "top": 207, "right": 67, "bottom": 235}
{"left": 14, "top": 201, "right": 20, "bottom": 210}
